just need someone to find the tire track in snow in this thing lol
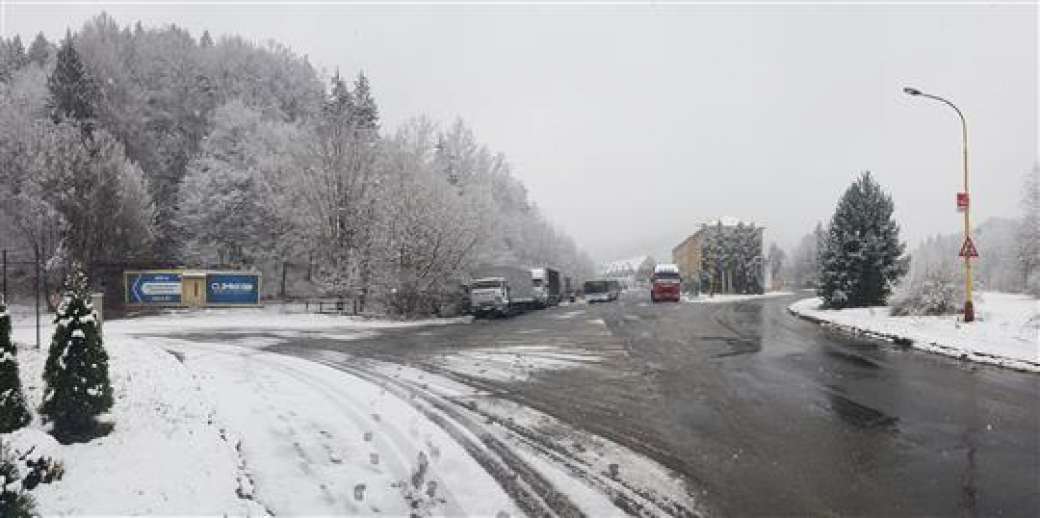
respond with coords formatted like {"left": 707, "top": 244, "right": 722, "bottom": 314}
{"left": 305, "top": 355, "right": 585, "bottom": 518}
{"left": 244, "top": 354, "right": 469, "bottom": 516}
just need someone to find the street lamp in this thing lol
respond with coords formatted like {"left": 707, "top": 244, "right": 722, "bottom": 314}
{"left": 904, "top": 86, "right": 975, "bottom": 322}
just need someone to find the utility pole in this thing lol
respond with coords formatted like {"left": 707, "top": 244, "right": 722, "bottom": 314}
{"left": 904, "top": 87, "right": 975, "bottom": 322}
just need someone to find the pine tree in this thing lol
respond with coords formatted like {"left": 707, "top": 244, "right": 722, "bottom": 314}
{"left": 47, "top": 34, "right": 100, "bottom": 137}
{"left": 199, "top": 30, "right": 214, "bottom": 48}
{"left": 39, "top": 267, "right": 113, "bottom": 441}
{"left": 9, "top": 36, "right": 28, "bottom": 70}
{"left": 27, "top": 33, "right": 50, "bottom": 66}
{"left": 818, "top": 172, "right": 908, "bottom": 308}
{"left": 353, "top": 71, "right": 380, "bottom": 132}
{"left": 0, "top": 299, "right": 31, "bottom": 433}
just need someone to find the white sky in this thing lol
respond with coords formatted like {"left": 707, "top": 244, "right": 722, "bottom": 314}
{"left": 3, "top": 1, "right": 1037, "bottom": 262}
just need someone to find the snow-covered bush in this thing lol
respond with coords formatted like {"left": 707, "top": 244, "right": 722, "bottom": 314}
{"left": 39, "top": 268, "right": 113, "bottom": 442}
{"left": 0, "top": 299, "right": 31, "bottom": 433}
{"left": 890, "top": 263, "right": 966, "bottom": 316}
{"left": 0, "top": 441, "right": 37, "bottom": 517}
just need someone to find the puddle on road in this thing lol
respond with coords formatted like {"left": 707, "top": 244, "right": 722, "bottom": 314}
{"left": 824, "top": 387, "right": 899, "bottom": 430}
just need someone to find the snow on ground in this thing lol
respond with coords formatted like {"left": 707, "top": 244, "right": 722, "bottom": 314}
{"left": 789, "top": 292, "right": 1040, "bottom": 372}
{"left": 5, "top": 315, "right": 267, "bottom": 515}
{"left": 682, "top": 291, "right": 794, "bottom": 304}
{"left": 307, "top": 352, "right": 704, "bottom": 517}
{"left": 434, "top": 345, "right": 602, "bottom": 382}
{"left": 118, "top": 304, "right": 471, "bottom": 335}
{"left": 154, "top": 338, "right": 521, "bottom": 517}
{"left": 3, "top": 304, "right": 702, "bottom": 516}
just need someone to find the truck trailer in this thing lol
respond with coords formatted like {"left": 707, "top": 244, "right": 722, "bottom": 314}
{"left": 468, "top": 266, "right": 535, "bottom": 318}
{"left": 531, "top": 267, "right": 562, "bottom": 308}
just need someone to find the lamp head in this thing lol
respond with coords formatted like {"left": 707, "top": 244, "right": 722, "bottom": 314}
{"left": 903, "top": 87, "right": 922, "bottom": 96}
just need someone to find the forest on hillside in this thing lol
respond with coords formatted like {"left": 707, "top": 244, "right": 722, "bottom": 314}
{"left": 0, "top": 13, "right": 594, "bottom": 316}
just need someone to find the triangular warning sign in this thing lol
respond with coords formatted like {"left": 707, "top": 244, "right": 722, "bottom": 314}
{"left": 959, "top": 236, "right": 979, "bottom": 258}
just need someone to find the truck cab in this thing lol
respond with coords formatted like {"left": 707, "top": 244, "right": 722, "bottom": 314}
{"left": 469, "top": 277, "right": 510, "bottom": 317}
{"left": 651, "top": 264, "right": 682, "bottom": 303}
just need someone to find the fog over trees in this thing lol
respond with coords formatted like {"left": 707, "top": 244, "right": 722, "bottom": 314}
{"left": 0, "top": 14, "right": 594, "bottom": 316}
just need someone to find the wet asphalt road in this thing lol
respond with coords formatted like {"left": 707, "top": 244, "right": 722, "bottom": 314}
{"left": 263, "top": 291, "right": 1039, "bottom": 517}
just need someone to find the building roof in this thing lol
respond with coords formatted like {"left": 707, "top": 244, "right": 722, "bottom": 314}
{"left": 703, "top": 216, "right": 758, "bottom": 228}
{"left": 599, "top": 255, "right": 655, "bottom": 276}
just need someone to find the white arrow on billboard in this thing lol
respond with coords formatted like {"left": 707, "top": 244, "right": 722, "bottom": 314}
{"left": 141, "top": 282, "right": 181, "bottom": 296}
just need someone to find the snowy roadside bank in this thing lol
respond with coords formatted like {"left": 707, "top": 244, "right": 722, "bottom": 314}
{"left": 2, "top": 307, "right": 475, "bottom": 515}
{"left": 682, "top": 291, "right": 793, "bottom": 304}
{"left": 5, "top": 319, "right": 268, "bottom": 515}
{"left": 788, "top": 293, "right": 1040, "bottom": 373}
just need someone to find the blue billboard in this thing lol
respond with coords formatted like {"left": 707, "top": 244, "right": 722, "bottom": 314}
{"left": 206, "top": 273, "right": 260, "bottom": 305}
{"left": 127, "top": 272, "right": 182, "bottom": 305}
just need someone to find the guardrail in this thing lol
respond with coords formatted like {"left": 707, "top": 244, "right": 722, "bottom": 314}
{"left": 304, "top": 298, "right": 360, "bottom": 315}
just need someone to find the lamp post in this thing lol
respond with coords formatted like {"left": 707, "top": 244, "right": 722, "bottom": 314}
{"left": 904, "top": 86, "right": 974, "bottom": 322}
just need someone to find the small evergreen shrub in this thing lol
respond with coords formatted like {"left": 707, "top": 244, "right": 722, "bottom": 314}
{"left": 39, "top": 268, "right": 113, "bottom": 442}
{"left": 0, "top": 299, "right": 32, "bottom": 433}
{"left": 0, "top": 442, "right": 38, "bottom": 518}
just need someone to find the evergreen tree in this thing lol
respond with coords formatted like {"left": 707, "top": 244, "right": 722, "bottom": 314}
{"left": 39, "top": 267, "right": 113, "bottom": 441}
{"left": 0, "top": 299, "right": 31, "bottom": 433}
{"left": 28, "top": 32, "right": 50, "bottom": 66}
{"left": 327, "top": 72, "right": 355, "bottom": 122}
{"left": 9, "top": 36, "right": 29, "bottom": 69}
{"left": 353, "top": 71, "right": 380, "bottom": 132}
{"left": 818, "top": 172, "right": 908, "bottom": 308}
{"left": 47, "top": 34, "right": 100, "bottom": 137}
{"left": 199, "top": 30, "right": 214, "bottom": 48}
{"left": 0, "top": 442, "right": 37, "bottom": 518}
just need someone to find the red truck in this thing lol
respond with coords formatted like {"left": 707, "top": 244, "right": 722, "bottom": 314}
{"left": 650, "top": 264, "right": 682, "bottom": 303}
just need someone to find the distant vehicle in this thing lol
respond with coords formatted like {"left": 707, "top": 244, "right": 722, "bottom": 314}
{"left": 583, "top": 279, "right": 615, "bottom": 303}
{"left": 651, "top": 263, "right": 681, "bottom": 303}
{"left": 468, "top": 266, "right": 535, "bottom": 318}
{"left": 606, "top": 279, "right": 621, "bottom": 300}
{"left": 531, "top": 267, "right": 562, "bottom": 308}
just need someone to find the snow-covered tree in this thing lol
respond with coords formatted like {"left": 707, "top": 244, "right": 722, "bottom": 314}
{"left": 1017, "top": 164, "right": 1040, "bottom": 295}
{"left": 767, "top": 243, "right": 786, "bottom": 289}
{"left": 40, "top": 267, "right": 113, "bottom": 441}
{"left": 47, "top": 34, "right": 99, "bottom": 136}
{"left": 27, "top": 33, "right": 50, "bottom": 67}
{"left": 35, "top": 124, "right": 156, "bottom": 269}
{"left": 788, "top": 223, "right": 827, "bottom": 289}
{"left": 818, "top": 172, "right": 907, "bottom": 308}
{"left": 0, "top": 299, "right": 31, "bottom": 433}
{"left": 176, "top": 101, "right": 296, "bottom": 267}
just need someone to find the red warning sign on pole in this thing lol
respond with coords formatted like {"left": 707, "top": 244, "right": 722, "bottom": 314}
{"left": 957, "top": 192, "right": 969, "bottom": 212}
{"left": 958, "top": 236, "right": 979, "bottom": 258}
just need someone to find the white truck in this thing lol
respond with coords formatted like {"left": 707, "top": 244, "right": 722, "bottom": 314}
{"left": 468, "top": 266, "right": 536, "bottom": 318}
{"left": 530, "top": 267, "right": 562, "bottom": 308}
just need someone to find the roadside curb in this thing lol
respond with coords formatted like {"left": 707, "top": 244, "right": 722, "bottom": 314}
{"left": 787, "top": 305, "right": 1040, "bottom": 374}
